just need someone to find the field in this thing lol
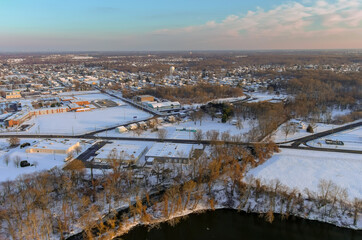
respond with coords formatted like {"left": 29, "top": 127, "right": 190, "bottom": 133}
{"left": 248, "top": 148, "right": 362, "bottom": 201}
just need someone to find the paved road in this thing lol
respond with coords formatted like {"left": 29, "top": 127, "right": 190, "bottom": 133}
{"left": 289, "top": 120, "right": 362, "bottom": 147}
{"left": 0, "top": 120, "right": 361, "bottom": 155}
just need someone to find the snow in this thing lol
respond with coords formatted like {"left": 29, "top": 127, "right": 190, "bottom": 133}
{"left": 71, "top": 93, "right": 125, "bottom": 105}
{"left": 272, "top": 120, "right": 360, "bottom": 143}
{"left": 98, "top": 117, "right": 253, "bottom": 140}
{"left": 4, "top": 105, "right": 151, "bottom": 135}
{"left": 57, "top": 90, "right": 101, "bottom": 96}
{"left": 248, "top": 148, "right": 362, "bottom": 201}
{"left": 0, "top": 139, "right": 70, "bottom": 182}
{"left": 247, "top": 92, "right": 287, "bottom": 103}
{"left": 94, "top": 142, "right": 148, "bottom": 163}
{"left": 307, "top": 126, "right": 362, "bottom": 151}
{"left": 145, "top": 142, "right": 198, "bottom": 159}
{"left": 95, "top": 140, "right": 155, "bottom": 167}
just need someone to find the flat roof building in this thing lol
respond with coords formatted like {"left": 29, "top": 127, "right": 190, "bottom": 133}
{"left": 145, "top": 143, "right": 203, "bottom": 164}
{"left": 94, "top": 143, "right": 148, "bottom": 164}
{"left": 26, "top": 139, "right": 80, "bottom": 155}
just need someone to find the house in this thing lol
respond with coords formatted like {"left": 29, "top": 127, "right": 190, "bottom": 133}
{"left": 128, "top": 123, "right": 138, "bottom": 130}
{"left": 116, "top": 126, "right": 128, "bottom": 133}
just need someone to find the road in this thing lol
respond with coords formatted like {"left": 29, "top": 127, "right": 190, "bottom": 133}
{"left": 75, "top": 140, "right": 112, "bottom": 168}
{"left": 0, "top": 120, "right": 361, "bottom": 155}
{"left": 288, "top": 120, "right": 362, "bottom": 147}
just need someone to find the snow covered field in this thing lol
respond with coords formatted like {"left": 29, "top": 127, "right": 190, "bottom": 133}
{"left": 0, "top": 138, "right": 92, "bottom": 182}
{"left": 97, "top": 117, "right": 253, "bottom": 140}
{"left": 4, "top": 105, "right": 151, "bottom": 135}
{"left": 307, "top": 126, "right": 362, "bottom": 151}
{"left": 248, "top": 148, "right": 362, "bottom": 201}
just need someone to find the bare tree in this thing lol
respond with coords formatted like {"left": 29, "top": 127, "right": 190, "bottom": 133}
{"left": 193, "top": 129, "right": 203, "bottom": 143}
{"left": 353, "top": 198, "right": 362, "bottom": 226}
{"left": 3, "top": 155, "right": 10, "bottom": 166}
{"left": 282, "top": 121, "right": 296, "bottom": 141}
{"left": 13, "top": 156, "right": 21, "bottom": 168}
{"left": 8, "top": 137, "right": 20, "bottom": 147}
{"left": 236, "top": 117, "right": 243, "bottom": 130}
{"left": 157, "top": 128, "right": 168, "bottom": 141}
{"left": 134, "top": 128, "right": 144, "bottom": 137}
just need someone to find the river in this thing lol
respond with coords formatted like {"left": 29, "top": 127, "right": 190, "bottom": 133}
{"left": 117, "top": 209, "right": 362, "bottom": 240}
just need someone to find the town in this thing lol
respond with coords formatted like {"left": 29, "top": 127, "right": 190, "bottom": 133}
{"left": 0, "top": 51, "right": 361, "bottom": 240}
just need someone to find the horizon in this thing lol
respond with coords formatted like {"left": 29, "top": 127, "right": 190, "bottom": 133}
{"left": 1, "top": 0, "right": 362, "bottom": 51}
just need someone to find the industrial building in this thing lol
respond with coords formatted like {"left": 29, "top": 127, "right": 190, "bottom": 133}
{"left": 94, "top": 143, "right": 148, "bottom": 164}
{"left": 145, "top": 143, "right": 203, "bottom": 164}
{"left": 136, "top": 95, "right": 155, "bottom": 102}
{"left": 26, "top": 139, "right": 80, "bottom": 154}
{"left": 146, "top": 101, "right": 181, "bottom": 112}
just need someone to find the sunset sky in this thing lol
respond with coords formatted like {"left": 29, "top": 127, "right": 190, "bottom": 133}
{"left": 0, "top": 0, "right": 361, "bottom": 51}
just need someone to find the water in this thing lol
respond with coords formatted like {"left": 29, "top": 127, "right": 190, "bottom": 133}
{"left": 117, "top": 209, "right": 362, "bottom": 240}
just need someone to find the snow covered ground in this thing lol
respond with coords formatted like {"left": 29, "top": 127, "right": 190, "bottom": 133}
{"left": 248, "top": 148, "right": 362, "bottom": 201}
{"left": 272, "top": 120, "right": 361, "bottom": 143}
{"left": 4, "top": 105, "right": 151, "bottom": 135}
{"left": 307, "top": 126, "right": 362, "bottom": 151}
{"left": 0, "top": 138, "right": 92, "bottom": 182}
{"left": 97, "top": 117, "right": 254, "bottom": 140}
{"left": 69, "top": 92, "right": 125, "bottom": 105}
{"left": 247, "top": 92, "right": 288, "bottom": 103}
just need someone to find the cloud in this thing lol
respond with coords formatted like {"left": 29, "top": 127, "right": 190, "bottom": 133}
{"left": 1, "top": 0, "right": 361, "bottom": 51}
{"left": 146, "top": 0, "right": 362, "bottom": 50}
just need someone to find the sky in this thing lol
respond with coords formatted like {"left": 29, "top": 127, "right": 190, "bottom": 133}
{"left": 0, "top": 0, "right": 361, "bottom": 51}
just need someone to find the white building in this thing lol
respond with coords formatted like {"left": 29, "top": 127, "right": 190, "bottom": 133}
{"left": 145, "top": 143, "right": 203, "bottom": 164}
{"left": 94, "top": 143, "right": 148, "bottom": 164}
{"left": 26, "top": 139, "right": 80, "bottom": 155}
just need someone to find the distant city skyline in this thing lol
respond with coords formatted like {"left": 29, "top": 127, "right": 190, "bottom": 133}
{"left": 0, "top": 0, "right": 361, "bottom": 51}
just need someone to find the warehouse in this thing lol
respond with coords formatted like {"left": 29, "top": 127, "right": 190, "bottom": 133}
{"left": 145, "top": 143, "right": 203, "bottom": 164}
{"left": 146, "top": 101, "right": 181, "bottom": 112}
{"left": 94, "top": 143, "right": 148, "bottom": 164}
{"left": 26, "top": 139, "right": 80, "bottom": 154}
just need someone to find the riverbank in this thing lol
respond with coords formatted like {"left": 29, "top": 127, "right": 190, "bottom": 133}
{"left": 106, "top": 181, "right": 361, "bottom": 240}
{"left": 119, "top": 209, "right": 362, "bottom": 240}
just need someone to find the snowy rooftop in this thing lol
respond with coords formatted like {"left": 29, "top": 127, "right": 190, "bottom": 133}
{"left": 95, "top": 143, "right": 147, "bottom": 161}
{"left": 30, "top": 139, "right": 79, "bottom": 151}
{"left": 145, "top": 143, "right": 201, "bottom": 159}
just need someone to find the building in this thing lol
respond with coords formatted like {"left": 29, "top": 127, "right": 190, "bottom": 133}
{"left": 5, "top": 107, "right": 69, "bottom": 127}
{"left": 145, "top": 143, "right": 203, "bottom": 164}
{"left": 26, "top": 139, "right": 80, "bottom": 154}
{"left": 146, "top": 101, "right": 181, "bottom": 112}
{"left": 4, "top": 90, "right": 22, "bottom": 99}
{"left": 116, "top": 126, "right": 128, "bottom": 133}
{"left": 94, "top": 144, "right": 148, "bottom": 164}
{"left": 136, "top": 95, "right": 155, "bottom": 102}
